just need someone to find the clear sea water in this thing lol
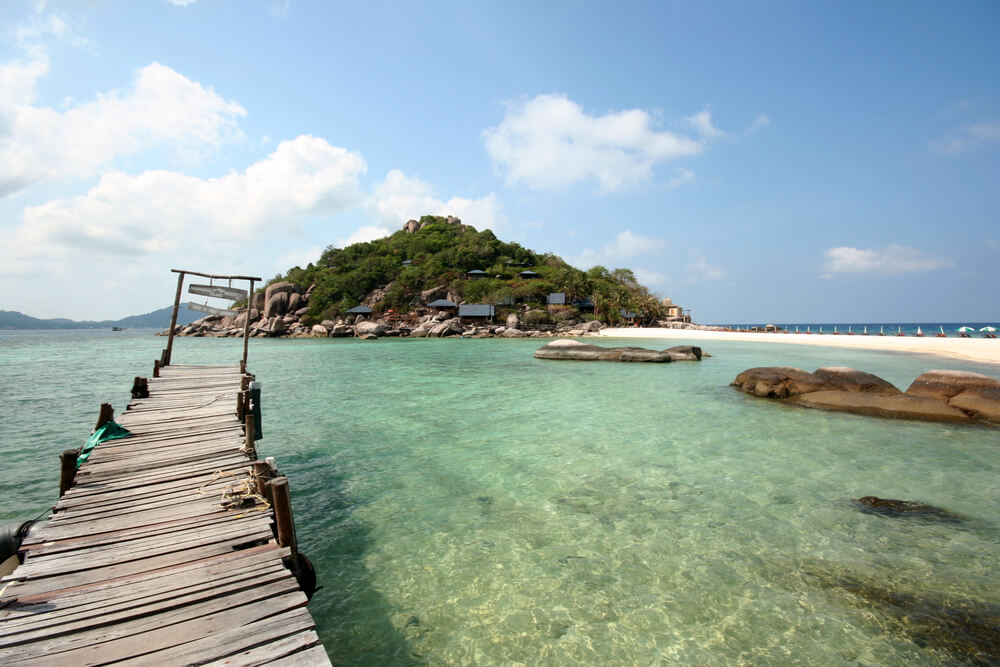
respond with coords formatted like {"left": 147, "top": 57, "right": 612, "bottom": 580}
{"left": 1, "top": 329, "right": 998, "bottom": 665}
{"left": 714, "top": 322, "right": 998, "bottom": 337}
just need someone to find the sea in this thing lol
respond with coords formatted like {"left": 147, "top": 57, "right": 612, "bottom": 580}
{"left": 713, "top": 322, "right": 998, "bottom": 337}
{"left": 1, "top": 327, "right": 998, "bottom": 665}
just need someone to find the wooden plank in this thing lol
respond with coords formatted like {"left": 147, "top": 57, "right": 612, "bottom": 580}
{"left": 199, "top": 630, "right": 323, "bottom": 667}
{"left": 264, "top": 645, "right": 333, "bottom": 667}
{"left": 189, "top": 284, "right": 248, "bottom": 301}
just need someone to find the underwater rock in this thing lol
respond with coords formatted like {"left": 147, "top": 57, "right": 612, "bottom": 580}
{"left": 534, "top": 339, "right": 703, "bottom": 362}
{"left": 855, "top": 496, "right": 965, "bottom": 522}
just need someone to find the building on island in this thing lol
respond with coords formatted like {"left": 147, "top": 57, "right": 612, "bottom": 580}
{"left": 660, "top": 297, "right": 691, "bottom": 323}
{"left": 466, "top": 269, "right": 486, "bottom": 280}
{"left": 458, "top": 304, "right": 495, "bottom": 323}
{"left": 547, "top": 293, "right": 566, "bottom": 305}
{"left": 518, "top": 270, "right": 539, "bottom": 279}
{"left": 427, "top": 299, "right": 457, "bottom": 314}
{"left": 346, "top": 305, "right": 373, "bottom": 316}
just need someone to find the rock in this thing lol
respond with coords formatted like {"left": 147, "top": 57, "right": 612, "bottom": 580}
{"left": 445, "top": 215, "right": 461, "bottom": 225}
{"left": 947, "top": 386, "right": 1000, "bottom": 422}
{"left": 664, "top": 345, "right": 702, "bottom": 361}
{"left": 282, "top": 314, "right": 297, "bottom": 324}
{"left": 355, "top": 321, "right": 385, "bottom": 337}
{"left": 534, "top": 339, "right": 704, "bottom": 362}
{"left": 330, "top": 324, "right": 352, "bottom": 337}
{"left": 359, "top": 333, "right": 378, "bottom": 340}
{"left": 269, "top": 317, "right": 286, "bottom": 336}
{"left": 294, "top": 307, "right": 308, "bottom": 317}
{"left": 265, "top": 281, "right": 296, "bottom": 302}
{"left": 502, "top": 328, "right": 527, "bottom": 338}
{"left": 581, "top": 320, "right": 601, "bottom": 332}
{"left": 403, "top": 219, "right": 419, "bottom": 234}
{"left": 730, "top": 367, "right": 828, "bottom": 398}
{"left": 321, "top": 319, "right": 338, "bottom": 330}
{"left": 787, "top": 391, "right": 971, "bottom": 423}
{"left": 409, "top": 327, "right": 429, "bottom": 338}
{"left": 288, "top": 293, "right": 302, "bottom": 313}
{"left": 252, "top": 292, "right": 265, "bottom": 310}
{"left": 428, "top": 318, "right": 463, "bottom": 337}
{"left": 263, "top": 291, "right": 289, "bottom": 318}
{"left": 813, "top": 367, "right": 901, "bottom": 395}
{"left": 854, "top": 496, "right": 965, "bottom": 522}
{"left": 905, "top": 370, "right": 1000, "bottom": 402}
{"left": 311, "top": 324, "right": 328, "bottom": 337}
{"left": 233, "top": 308, "right": 260, "bottom": 328}
{"left": 506, "top": 313, "right": 520, "bottom": 329}
{"left": 421, "top": 285, "right": 448, "bottom": 303}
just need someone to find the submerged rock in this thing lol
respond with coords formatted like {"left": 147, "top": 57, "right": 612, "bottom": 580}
{"left": 534, "top": 339, "right": 703, "bottom": 362}
{"left": 854, "top": 496, "right": 966, "bottom": 522}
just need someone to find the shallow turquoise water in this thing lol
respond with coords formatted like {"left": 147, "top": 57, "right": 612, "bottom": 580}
{"left": 1, "top": 331, "right": 998, "bottom": 665}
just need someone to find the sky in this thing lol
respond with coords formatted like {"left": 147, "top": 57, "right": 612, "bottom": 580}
{"left": 1, "top": 1, "right": 998, "bottom": 323}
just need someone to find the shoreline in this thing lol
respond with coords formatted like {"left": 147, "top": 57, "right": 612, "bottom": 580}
{"left": 599, "top": 327, "right": 1000, "bottom": 366}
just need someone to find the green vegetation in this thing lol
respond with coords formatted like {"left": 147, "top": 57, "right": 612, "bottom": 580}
{"left": 272, "top": 215, "right": 666, "bottom": 325}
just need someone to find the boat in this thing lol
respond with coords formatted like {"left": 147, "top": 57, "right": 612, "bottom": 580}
{"left": 863, "top": 325, "right": 869, "bottom": 335}
{"left": 111, "top": 327, "right": 124, "bottom": 332}
{"left": 915, "top": 326, "right": 924, "bottom": 337}
{"left": 896, "top": 326, "right": 905, "bottom": 336}
{"left": 936, "top": 326, "right": 947, "bottom": 338}
{"left": 848, "top": 325, "right": 854, "bottom": 335}
{"left": 879, "top": 326, "right": 885, "bottom": 336}
{"left": 833, "top": 325, "right": 839, "bottom": 335}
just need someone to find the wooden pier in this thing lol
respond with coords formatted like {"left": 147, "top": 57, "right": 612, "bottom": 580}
{"left": 0, "top": 363, "right": 330, "bottom": 665}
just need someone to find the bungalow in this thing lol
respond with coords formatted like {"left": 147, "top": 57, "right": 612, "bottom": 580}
{"left": 346, "top": 305, "right": 373, "bottom": 315}
{"left": 547, "top": 293, "right": 566, "bottom": 305}
{"left": 458, "top": 304, "right": 495, "bottom": 322}
{"left": 427, "top": 299, "right": 457, "bottom": 314}
{"left": 518, "top": 270, "right": 539, "bottom": 279}
{"left": 660, "top": 296, "right": 691, "bottom": 323}
{"left": 572, "top": 297, "right": 595, "bottom": 312}
{"left": 466, "top": 269, "right": 486, "bottom": 280}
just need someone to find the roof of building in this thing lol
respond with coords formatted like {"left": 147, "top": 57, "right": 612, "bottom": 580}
{"left": 547, "top": 292, "right": 566, "bottom": 305}
{"left": 518, "top": 270, "right": 539, "bottom": 277}
{"left": 401, "top": 259, "right": 413, "bottom": 265}
{"left": 573, "top": 297, "right": 594, "bottom": 308}
{"left": 427, "top": 299, "right": 457, "bottom": 307}
{"left": 346, "top": 305, "right": 373, "bottom": 314}
{"left": 466, "top": 269, "right": 486, "bottom": 275}
{"left": 458, "top": 304, "right": 495, "bottom": 317}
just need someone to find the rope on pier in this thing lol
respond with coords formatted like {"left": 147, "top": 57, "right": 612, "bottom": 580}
{"left": 197, "top": 469, "right": 270, "bottom": 518}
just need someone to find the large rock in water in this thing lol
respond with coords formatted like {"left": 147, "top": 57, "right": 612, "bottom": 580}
{"left": 534, "top": 340, "right": 703, "bottom": 362}
{"left": 355, "top": 321, "right": 385, "bottom": 337}
{"left": 428, "top": 318, "right": 463, "bottom": 337}
{"left": 731, "top": 366, "right": 1000, "bottom": 425}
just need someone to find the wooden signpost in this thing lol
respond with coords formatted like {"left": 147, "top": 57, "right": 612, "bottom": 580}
{"left": 163, "top": 269, "right": 262, "bottom": 368}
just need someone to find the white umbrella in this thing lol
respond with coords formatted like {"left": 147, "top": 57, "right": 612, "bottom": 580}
{"left": 980, "top": 326, "right": 997, "bottom": 332}
{"left": 957, "top": 326, "right": 976, "bottom": 332}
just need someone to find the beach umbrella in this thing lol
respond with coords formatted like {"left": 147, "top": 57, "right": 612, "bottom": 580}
{"left": 957, "top": 326, "right": 976, "bottom": 332}
{"left": 980, "top": 326, "right": 997, "bottom": 332}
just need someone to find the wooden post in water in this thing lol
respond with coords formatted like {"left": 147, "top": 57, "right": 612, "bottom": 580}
{"left": 95, "top": 403, "right": 114, "bottom": 430}
{"left": 153, "top": 359, "right": 160, "bottom": 378}
{"left": 131, "top": 376, "right": 149, "bottom": 399}
{"left": 244, "top": 414, "right": 256, "bottom": 459}
{"left": 59, "top": 449, "right": 79, "bottom": 497}
{"left": 268, "top": 476, "right": 299, "bottom": 575}
{"left": 242, "top": 278, "right": 255, "bottom": 371}
{"left": 164, "top": 270, "right": 186, "bottom": 366}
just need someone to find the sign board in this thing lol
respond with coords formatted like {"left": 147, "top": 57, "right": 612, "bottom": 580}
{"left": 188, "top": 284, "right": 248, "bottom": 301}
{"left": 189, "top": 302, "right": 237, "bottom": 317}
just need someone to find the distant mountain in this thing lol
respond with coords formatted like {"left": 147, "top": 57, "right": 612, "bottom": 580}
{"left": 0, "top": 304, "right": 202, "bottom": 330}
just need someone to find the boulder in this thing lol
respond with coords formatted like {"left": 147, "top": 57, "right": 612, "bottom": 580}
{"left": 330, "top": 324, "right": 352, "bottom": 337}
{"left": 506, "top": 313, "right": 520, "bottom": 329}
{"left": 502, "top": 328, "right": 527, "bottom": 338}
{"left": 403, "top": 219, "right": 420, "bottom": 234}
{"left": 263, "top": 291, "right": 289, "bottom": 318}
{"left": 534, "top": 340, "right": 704, "bottom": 362}
{"left": 233, "top": 308, "right": 260, "bottom": 329}
{"left": 581, "top": 320, "right": 601, "bottom": 332}
{"left": 311, "top": 324, "right": 328, "bottom": 337}
{"left": 409, "top": 326, "right": 429, "bottom": 338}
{"left": 265, "top": 281, "right": 296, "bottom": 302}
{"left": 813, "top": 367, "right": 901, "bottom": 395}
{"left": 905, "top": 370, "right": 1000, "bottom": 402}
{"left": 421, "top": 285, "right": 448, "bottom": 303}
{"left": 355, "top": 321, "right": 386, "bottom": 337}
{"left": 730, "top": 367, "right": 828, "bottom": 399}
{"left": 359, "top": 333, "right": 378, "bottom": 341}
{"left": 321, "top": 319, "right": 338, "bottom": 330}
{"left": 288, "top": 293, "right": 303, "bottom": 313}
{"left": 787, "top": 391, "right": 971, "bottom": 423}
{"left": 269, "top": 317, "right": 286, "bottom": 336}
{"left": 294, "top": 307, "right": 308, "bottom": 317}
{"left": 428, "top": 318, "right": 463, "bottom": 337}
{"left": 947, "top": 386, "right": 1000, "bottom": 423}
{"left": 252, "top": 292, "right": 265, "bottom": 310}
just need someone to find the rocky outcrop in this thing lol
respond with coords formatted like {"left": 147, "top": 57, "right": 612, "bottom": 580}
{"left": 311, "top": 324, "right": 328, "bottom": 337}
{"left": 732, "top": 366, "right": 1000, "bottom": 425}
{"left": 355, "top": 321, "right": 385, "bottom": 337}
{"left": 428, "top": 318, "right": 463, "bottom": 337}
{"left": 534, "top": 340, "right": 703, "bottom": 362}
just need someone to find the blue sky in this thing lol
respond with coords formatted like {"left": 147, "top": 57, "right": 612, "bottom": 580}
{"left": 1, "top": 1, "right": 998, "bottom": 322}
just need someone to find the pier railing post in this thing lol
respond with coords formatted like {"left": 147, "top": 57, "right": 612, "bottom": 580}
{"left": 164, "top": 270, "right": 185, "bottom": 366}
{"left": 268, "top": 476, "right": 299, "bottom": 575}
{"left": 95, "top": 403, "right": 114, "bottom": 430}
{"left": 59, "top": 449, "right": 79, "bottom": 497}
{"left": 252, "top": 461, "right": 275, "bottom": 506}
{"left": 244, "top": 414, "right": 256, "bottom": 460}
{"left": 153, "top": 359, "right": 160, "bottom": 378}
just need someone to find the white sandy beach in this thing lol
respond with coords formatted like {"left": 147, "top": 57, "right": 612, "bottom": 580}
{"left": 599, "top": 327, "right": 1000, "bottom": 365}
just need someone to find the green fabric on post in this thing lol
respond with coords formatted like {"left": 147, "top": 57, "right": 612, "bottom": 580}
{"left": 77, "top": 421, "right": 131, "bottom": 468}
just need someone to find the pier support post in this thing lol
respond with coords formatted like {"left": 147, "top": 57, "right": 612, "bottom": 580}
{"left": 131, "top": 376, "right": 149, "bottom": 399}
{"left": 59, "top": 449, "right": 79, "bottom": 497}
{"left": 244, "top": 414, "right": 256, "bottom": 460}
{"left": 252, "top": 461, "right": 274, "bottom": 506}
{"left": 164, "top": 270, "right": 185, "bottom": 366}
{"left": 153, "top": 359, "right": 160, "bottom": 378}
{"left": 268, "top": 476, "right": 299, "bottom": 575}
{"left": 95, "top": 403, "right": 114, "bottom": 430}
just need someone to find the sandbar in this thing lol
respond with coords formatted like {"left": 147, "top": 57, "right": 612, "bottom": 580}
{"left": 599, "top": 328, "right": 1000, "bottom": 366}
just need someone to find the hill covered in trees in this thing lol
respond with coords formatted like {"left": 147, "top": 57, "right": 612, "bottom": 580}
{"left": 271, "top": 215, "right": 669, "bottom": 326}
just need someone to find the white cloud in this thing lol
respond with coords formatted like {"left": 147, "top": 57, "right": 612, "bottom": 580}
{"left": 667, "top": 168, "right": 695, "bottom": 190}
{"left": 4, "top": 135, "right": 366, "bottom": 266}
{"left": 336, "top": 225, "right": 393, "bottom": 248}
{"left": 822, "top": 244, "right": 954, "bottom": 277}
{"left": 633, "top": 268, "right": 666, "bottom": 287}
{"left": 932, "top": 121, "right": 1000, "bottom": 155}
{"left": 685, "top": 249, "right": 726, "bottom": 282}
{"left": 273, "top": 245, "right": 323, "bottom": 271}
{"left": 167, "top": 0, "right": 198, "bottom": 6}
{"left": 0, "top": 61, "right": 246, "bottom": 197}
{"left": 746, "top": 114, "right": 771, "bottom": 134}
{"left": 564, "top": 230, "right": 667, "bottom": 269}
{"left": 369, "top": 169, "right": 505, "bottom": 232}
{"left": 482, "top": 94, "right": 705, "bottom": 192}
{"left": 686, "top": 110, "right": 725, "bottom": 139}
